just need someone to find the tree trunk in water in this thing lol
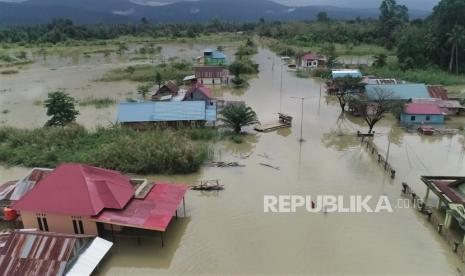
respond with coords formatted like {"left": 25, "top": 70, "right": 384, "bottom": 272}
{"left": 235, "top": 126, "right": 241, "bottom": 133}
{"left": 368, "top": 124, "right": 374, "bottom": 134}
{"left": 449, "top": 44, "right": 456, "bottom": 72}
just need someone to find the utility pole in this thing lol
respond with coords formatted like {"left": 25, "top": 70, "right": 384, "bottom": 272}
{"left": 291, "top": 97, "right": 311, "bottom": 143}
{"left": 280, "top": 63, "right": 283, "bottom": 113}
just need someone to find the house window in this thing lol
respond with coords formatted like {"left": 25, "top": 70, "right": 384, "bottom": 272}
{"left": 36, "top": 214, "right": 48, "bottom": 231}
{"left": 426, "top": 115, "right": 431, "bottom": 121}
{"left": 411, "top": 116, "right": 416, "bottom": 121}
{"left": 72, "top": 216, "right": 85, "bottom": 234}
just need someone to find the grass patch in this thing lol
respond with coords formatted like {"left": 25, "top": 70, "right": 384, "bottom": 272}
{"left": 0, "top": 69, "right": 18, "bottom": 75}
{"left": 0, "top": 125, "right": 216, "bottom": 174}
{"left": 362, "top": 65, "right": 465, "bottom": 86}
{"left": 98, "top": 62, "right": 193, "bottom": 84}
{"left": 79, "top": 97, "right": 117, "bottom": 109}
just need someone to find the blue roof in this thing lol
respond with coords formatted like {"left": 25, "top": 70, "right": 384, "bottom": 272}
{"left": 212, "top": 51, "right": 227, "bottom": 59}
{"left": 117, "top": 101, "right": 217, "bottom": 123}
{"left": 331, "top": 70, "right": 362, "bottom": 79}
{"left": 365, "top": 84, "right": 430, "bottom": 100}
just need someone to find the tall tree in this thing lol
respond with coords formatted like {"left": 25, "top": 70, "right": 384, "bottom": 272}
{"left": 44, "top": 91, "right": 79, "bottom": 127}
{"left": 447, "top": 25, "right": 465, "bottom": 74}
{"left": 317, "top": 12, "right": 330, "bottom": 23}
{"left": 379, "top": 0, "right": 409, "bottom": 49}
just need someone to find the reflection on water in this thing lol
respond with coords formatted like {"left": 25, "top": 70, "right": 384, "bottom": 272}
{"left": 1, "top": 46, "right": 465, "bottom": 274}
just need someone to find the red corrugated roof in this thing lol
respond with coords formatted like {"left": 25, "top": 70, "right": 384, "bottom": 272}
{"left": 13, "top": 164, "right": 134, "bottom": 216}
{"left": 404, "top": 102, "right": 442, "bottom": 115}
{"left": 93, "top": 183, "right": 187, "bottom": 232}
{"left": 427, "top": 85, "right": 449, "bottom": 100}
{"left": 185, "top": 82, "right": 213, "bottom": 99}
{"left": 0, "top": 230, "right": 93, "bottom": 276}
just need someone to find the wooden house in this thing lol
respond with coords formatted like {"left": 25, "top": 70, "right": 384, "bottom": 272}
{"left": 152, "top": 81, "right": 179, "bottom": 101}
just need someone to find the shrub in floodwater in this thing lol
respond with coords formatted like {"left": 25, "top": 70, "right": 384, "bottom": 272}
{"left": 0, "top": 125, "right": 213, "bottom": 174}
{"left": 0, "top": 69, "right": 19, "bottom": 75}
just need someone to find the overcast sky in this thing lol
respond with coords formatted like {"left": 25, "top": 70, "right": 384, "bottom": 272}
{"left": 0, "top": 0, "right": 441, "bottom": 10}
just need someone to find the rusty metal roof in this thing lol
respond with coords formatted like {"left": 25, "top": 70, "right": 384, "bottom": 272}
{"left": 427, "top": 85, "right": 449, "bottom": 100}
{"left": 93, "top": 183, "right": 187, "bottom": 232}
{"left": 0, "top": 230, "right": 95, "bottom": 276}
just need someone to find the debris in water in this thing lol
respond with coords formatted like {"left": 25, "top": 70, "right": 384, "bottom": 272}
{"left": 208, "top": 161, "right": 245, "bottom": 168}
{"left": 191, "top": 179, "right": 224, "bottom": 191}
{"left": 259, "top": 163, "right": 280, "bottom": 170}
{"left": 258, "top": 153, "right": 272, "bottom": 160}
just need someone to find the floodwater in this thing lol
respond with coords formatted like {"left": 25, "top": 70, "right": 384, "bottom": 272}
{"left": 1, "top": 44, "right": 465, "bottom": 275}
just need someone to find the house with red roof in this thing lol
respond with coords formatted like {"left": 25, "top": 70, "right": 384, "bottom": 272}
{"left": 184, "top": 82, "right": 214, "bottom": 104}
{"left": 12, "top": 163, "right": 187, "bottom": 244}
{"left": 400, "top": 102, "right": 444, "bottom": 124}
{"left": 300, "top": 52, "right": 326, "bottom": 69}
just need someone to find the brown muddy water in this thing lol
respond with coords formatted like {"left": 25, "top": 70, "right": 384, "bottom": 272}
{"left": 1, "top": 44, "right": 465, "bottom": 275}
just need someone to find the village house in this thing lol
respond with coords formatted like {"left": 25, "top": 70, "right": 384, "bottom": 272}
{"left": 151, "top": 81, "right": 179, "bottom": 101}
{"left": 201, "top": 48, "right": 227, "bottom": 65}
{"left": 400, "top": 102, "right": 445, "bottom": 124}
{"left": 12, "top": 163, "right": 187, "bottom": 246}
{"left": 184, "top": 81, "right": 214, "bottom": 104}
{"left": 421, "top": 176, "right": 465, "bottom": 246}
{"left": 299, "top": 52, "right": 326, "bottom": 69}
{"left": 195, "top": 66, "right": 229, "bottom": 85}
{"left": 117, "top": 82, "right": 216, "bottom": 127}
{"left": 0, "top": 229, "right": 112, "bottom": 276}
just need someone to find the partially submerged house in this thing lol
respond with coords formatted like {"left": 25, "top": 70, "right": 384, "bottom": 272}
{"left": 202, "top": 49, "right": 227, "bottom": 65}
{"left": 151, "top": 81, "right": 179, "bottom": 101}
{"left": 365, "top": 84, "right": 431, "bottom": 101}
{"left": 195, "top": 66, "right": 229, "bottom": 85}
{"left": 117, "top": 100, "right": 217, "bottom": 127}
{"left": 400, "top": 102, "right": 445, "bottom": 124}
{"left": 12, "top": 163, "right": 188, "bottom": 246}
{"left": 300, "top": 52, "right": 326, "bottom": 69}
{"left": 184, "top": 82, "right": 214, "bottom": 104}
{"left": 0, "top": 229, "right": 112, "bottom": 276}
{"left": 421, "top": 176, "right": 465, "bottom": 245}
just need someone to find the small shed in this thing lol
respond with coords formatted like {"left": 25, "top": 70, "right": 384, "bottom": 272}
{"left": 152, "top": 81, "right": 179, "bottom": 101}
{"left": 204, "top": 49, "right": 227, "bottom": 65}
{"left": 400, "top": 102, "right": 444, "bottom": 124}
{"left": 300, "top": 52, "right": 326, "bottom": 69}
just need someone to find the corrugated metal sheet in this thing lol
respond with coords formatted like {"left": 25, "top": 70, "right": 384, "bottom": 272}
{"left": 331, "top": 69, "right": 362, "bottom": 79}
{"left": 65, "top": 237, "right": 112, "bottom": 276}
{"left": 93, "top": 183, "right": 188, "bottom": 232}
{"left": 366, "top": 84, "right": 430, "bottom": 100}
{"left": 0, "top": 231, "right": 95, "bottom": 276}
{"left": 427, "top": 85, "right": 449, "bottom": 100}
{"left": 117, "top": 101, "right": 217, "bottom": 123}
{"left": 0, "top": 168, "right": 52, "bottom": 202}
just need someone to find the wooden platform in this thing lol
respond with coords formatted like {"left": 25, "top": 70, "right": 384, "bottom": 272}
{"left": 254, "top": 122, "right": 289, "bottom": 132}
{"left": 254, "top": 113, "right": 292, "bottom": 132}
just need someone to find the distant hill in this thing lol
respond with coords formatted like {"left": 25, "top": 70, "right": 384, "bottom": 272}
{"left": 0, "top": 0, "right": 431, "bottom": 25}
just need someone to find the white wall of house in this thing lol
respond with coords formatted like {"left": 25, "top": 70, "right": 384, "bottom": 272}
{"left": 21, "top": 211, "right": 98, "bottom": 235}
{"left": 301, "top": 59, "right": 318, "bottom": 68}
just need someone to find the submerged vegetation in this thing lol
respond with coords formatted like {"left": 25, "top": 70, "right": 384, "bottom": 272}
{"left": 79, "top": 97, "right": 117, "bottom": 109}
{"left": 98, "top": 61, "right": 193, "bottom": 84}
{"left": 0, "top": 125, "right": 214, "bottom": 174}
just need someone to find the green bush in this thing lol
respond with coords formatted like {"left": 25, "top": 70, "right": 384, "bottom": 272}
{"left": 0, "top": 125, "right": 214, "bottom": 174}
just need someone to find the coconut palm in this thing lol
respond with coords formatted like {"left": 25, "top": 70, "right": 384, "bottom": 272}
{"left": 220, "top": 105, "right": 259, "bottom": 133}
{"left": 447, "top": 25, "right": 465, "bottom": 74}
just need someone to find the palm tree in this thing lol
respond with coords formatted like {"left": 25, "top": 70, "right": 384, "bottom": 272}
{"left": 220, "top": 105, "right": 259, "bottom": 133}
{"left": 447, "top": 25, "right": 465, "bottom": 74}
{"left": 372, "top": 53, "right": 387, "bottom": 68}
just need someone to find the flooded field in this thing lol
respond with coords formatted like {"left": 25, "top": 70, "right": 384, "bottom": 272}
{"left": 1, "top": 44, "right": 465, "bottom": 274}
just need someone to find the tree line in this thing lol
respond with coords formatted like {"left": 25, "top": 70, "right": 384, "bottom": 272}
{"left": 0, "top": 0, "right": 464, "bottom": 73}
